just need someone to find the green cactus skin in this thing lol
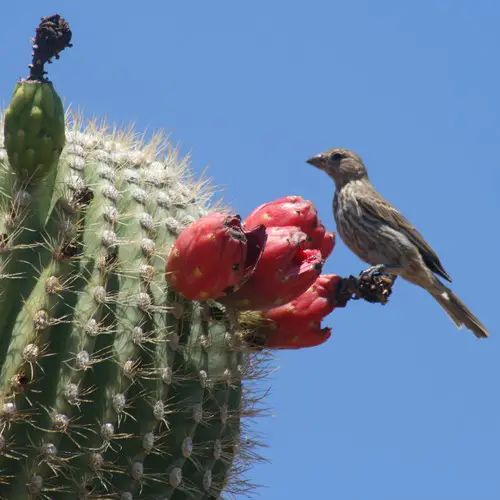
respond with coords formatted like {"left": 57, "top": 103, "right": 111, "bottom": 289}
{"left": 3, "top": 80, "right": 65, "bottom": 182}
{"left": 0, "top": 114, "right": 268, "bottom": 499}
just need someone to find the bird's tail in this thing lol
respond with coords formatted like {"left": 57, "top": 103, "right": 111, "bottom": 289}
{"left": 430, "top": 283, "right": 489, "bottom": 339}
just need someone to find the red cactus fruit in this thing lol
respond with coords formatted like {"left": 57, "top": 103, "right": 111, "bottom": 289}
{"left": 265, "top": 274, "right": 342, "bottom": 323}
{"left": 218, "top": 226, "right": 323, "bottom": 310}
{"left": 265, "top": 321, "right": 332, "bottom": 349}
{"left": 242, "top": 274, "right": 341, "bottom": 349}
{"left": 165, "top": 213, "right": 267, "bottom": 301}
{"left": 244, "top": 195, "right": 321, "bottom": 247}
{"left": 320, "top": 231, "right": 336, "bottom": 259}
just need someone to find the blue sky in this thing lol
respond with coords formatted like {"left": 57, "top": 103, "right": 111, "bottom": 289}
{"left": 2, "top": 1, "right": 499, "bottom": 499}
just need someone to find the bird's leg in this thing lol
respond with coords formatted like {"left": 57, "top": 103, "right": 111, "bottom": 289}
{"left": 360, "top": 264, "right": 400, "bottom": 280}
{"left": 361, "top": 264, "right": 386, "bottom": 277}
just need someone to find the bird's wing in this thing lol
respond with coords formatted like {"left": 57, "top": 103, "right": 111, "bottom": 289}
{"left": 359, "top": 186, "right": 452, "bottom": 282}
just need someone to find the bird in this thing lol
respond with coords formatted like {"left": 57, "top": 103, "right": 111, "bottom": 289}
{"left": 306, "top": 148, "right": 489, "bottom": 339}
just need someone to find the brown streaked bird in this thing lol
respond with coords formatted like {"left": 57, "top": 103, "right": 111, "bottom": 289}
{"left": 307, "top": 148, "right": 489, "bottom": 339}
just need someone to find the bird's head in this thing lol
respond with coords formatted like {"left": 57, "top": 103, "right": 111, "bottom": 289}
{"left": 306, "top": 148, "right": 368, "bottom": 187}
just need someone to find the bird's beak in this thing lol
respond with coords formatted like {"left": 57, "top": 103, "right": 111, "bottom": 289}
{"left": 306, "top": 154, "right": 326, "bottom": 169}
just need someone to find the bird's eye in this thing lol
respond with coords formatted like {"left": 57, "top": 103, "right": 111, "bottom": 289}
{"left": 331, "top": 153, "right": 343, "bottom": 161}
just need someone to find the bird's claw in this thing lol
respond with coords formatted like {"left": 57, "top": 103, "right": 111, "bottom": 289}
{"left": 359, "top": 264, "right": 386, "bottom": 280}
{"left": 356, "top": 269, "right": 397, "bottom": 304}
{"left": 334, "top": 269, "right": 397, "bottom": 306}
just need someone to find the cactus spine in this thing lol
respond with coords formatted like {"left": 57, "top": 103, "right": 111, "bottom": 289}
{"left": 0, "top": 15, "right": 267, "bottom": 499}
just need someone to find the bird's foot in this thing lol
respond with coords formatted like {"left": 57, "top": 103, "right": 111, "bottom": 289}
{"left": 334, "top": 269, "right": 397, "bottom": 306}
{"left": 360, "top": 264, "right": 387, "bottom": 279}
{"left": 357, "top": 268, "right": 397, "bottom": 304}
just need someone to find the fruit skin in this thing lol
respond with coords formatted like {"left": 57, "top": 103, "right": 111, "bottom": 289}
{"left": 219, "top": 226, "right": 323, "bottom": 310}
{"left": 265, "top": 320, "right": 332, "bottom": 349}
{"left": 244, "top": 195, "right": 317, "bottom": 232}
{"left": 265, "top": 274, "right": 342, "bottom": 322}
{"left": 165, "top": 212, "right": 265, "bottom": 301}
{"left": 320, "top": 231, "right": 336, "bottom": 259}
{"left": 3, "top": 80, "right": 65, "bottom": 182}
{"left": 0, "top": 113, "right": 267, "bottom": 499}
{"left": 307, "top": 222, "right": 327, "bottom": 250}
{"left": 244, "top": 195, "right": 326, "bottom": 250}
{"left": 241, "top": 274, "right": 341, "bottom": 349}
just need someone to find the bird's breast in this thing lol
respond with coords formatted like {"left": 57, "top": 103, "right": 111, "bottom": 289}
{"left": 333, "top": 186, "right": 395, "bottom": 266}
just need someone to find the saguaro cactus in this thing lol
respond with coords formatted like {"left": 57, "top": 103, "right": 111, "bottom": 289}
{"left": 0, "top": 15, "right": 270, "bottom": 499}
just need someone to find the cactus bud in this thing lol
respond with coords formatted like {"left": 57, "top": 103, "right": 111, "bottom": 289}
{"left": 3, "top": 14, "right": 71, "bottom": 182}
{"left": 4, "top": 81, "right": 65, "bottom": 181}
